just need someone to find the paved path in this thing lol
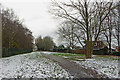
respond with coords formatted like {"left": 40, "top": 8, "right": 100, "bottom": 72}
{"left": 41, "top": 53, "right": 107, "bottom": 78}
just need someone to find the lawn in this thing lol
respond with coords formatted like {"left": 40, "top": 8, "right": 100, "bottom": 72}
{"left": 52, "top": 53, "right": 85, "bottom": 60}
{"left": 52, "top": 53, "right": 85, "bottom": 56}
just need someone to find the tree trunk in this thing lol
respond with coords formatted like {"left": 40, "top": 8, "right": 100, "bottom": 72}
{"left": 86, "top": 40, "right": 93, "bottom": 59}
{"left": 108, "top": 15, "right": 112, "bottom": 54}
{"left": 118, "top": 1, "right": 120, "bottom": 53}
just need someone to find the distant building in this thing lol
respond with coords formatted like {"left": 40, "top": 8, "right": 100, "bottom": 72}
{"left": 83, "top": 41, "right": 105, "bottom": 50}
{"left": 72, "top": 41, "right": 106, "bottom": 54}
{"left": 93, "top": 41, "right": 105, "bottom": 50}
{"left": 116, "top": 46, "right": 119, "bottom": 52}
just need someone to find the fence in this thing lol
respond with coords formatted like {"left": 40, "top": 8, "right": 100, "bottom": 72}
{"left": 2, "top": 47, "right": 33, "bottom": 57}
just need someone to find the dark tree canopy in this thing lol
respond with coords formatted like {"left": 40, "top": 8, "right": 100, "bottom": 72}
{"left": 35, "top": 36, "right": 55, "bottom": 51}
{"left": 2, "top": 7, "right": 34, "bottom": 57}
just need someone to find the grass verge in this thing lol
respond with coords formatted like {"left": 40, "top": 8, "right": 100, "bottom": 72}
{"left": 52, "top": 53, "right": 85, "bottom": 60}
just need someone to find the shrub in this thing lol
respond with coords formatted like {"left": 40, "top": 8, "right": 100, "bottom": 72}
{"left": 2, "top": 47, "right": 32, "bottom": 57}
{"left": 112, "top": 52, "right": 120, "bottom": 56}
{"left": 93, "top": 47, "right": 108, "bottom": 55}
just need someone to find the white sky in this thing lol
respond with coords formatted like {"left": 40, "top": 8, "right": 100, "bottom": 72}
{"left": 1, "top": 0, "right": 118, "bottom": 45}
{"left": 0, "top": 0, "right": 60, "bottom": 44}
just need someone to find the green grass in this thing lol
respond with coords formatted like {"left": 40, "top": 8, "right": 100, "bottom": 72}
{"left": 53, "top": 53, "right": 119, "bottom": 61}
{"left": 52, "top": 53, "right": 85, "bottom": 60}
{"left": 68, "top": 56, "right": 85, "bottom": 60}
{"left": 52, "top": 53, "right": 85, "bottom": 57}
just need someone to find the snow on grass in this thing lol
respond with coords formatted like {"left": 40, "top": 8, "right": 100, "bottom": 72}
{"left": 62, "top": 56, "right": 69, "bottom": 59}
{"left": 40, "top": 51, "right": 61, "bottom": 54}
{"left": 0, "top": 52, "right": 69, "bottom": 79}
{"left": 75, "top": 55, "right": 119, "bottom": 78}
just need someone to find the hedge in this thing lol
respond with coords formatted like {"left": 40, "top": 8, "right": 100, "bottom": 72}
{"left": 2, "top": 47, "right": 33, "bottom": 57}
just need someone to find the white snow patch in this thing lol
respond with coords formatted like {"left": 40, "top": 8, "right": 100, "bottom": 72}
{"left": 62, "top": 56, "right": 68, "bottom": 58}
{"left": 75, "top": 57, "right": 119, "bottom": 78}
{"left": 40, "top": 51, "right": 61, "bottom": 54}
{"left": 0, "top": 52, "right": 69, "bottom": 79}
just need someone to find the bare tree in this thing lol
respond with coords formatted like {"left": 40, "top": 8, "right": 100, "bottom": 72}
{"left": 35, "top": 36, "right": 55, "bottom": 51}
{"left": 110, "top": 1, "right": 120, "bottom": 51}
{"left": 35, "top": 36, "right": 43, "bottom": 50}
{"left": 57, "top": 20, "right": 84, "bottom": 49}
{"left": 118, "top": 1, "right": 120, "bottom": 52}
{"left": 2, "top": 6, "right": 34, "bottom": 57}
{"left": 101, "top": 10, "right": 118, "bottom": 53}
{"left": 50, "top": 0, "right": 116, "bottom": 58}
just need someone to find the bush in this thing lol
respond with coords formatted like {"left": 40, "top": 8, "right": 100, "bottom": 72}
{"left": 2, "top": 47, "right": 33, "bottom": 57}
{"left": 112, "top": 52, "right": 120, "bottom": 56}
{"left": 53, "top": 45, "right": 68, "bottom": 52}
{"left": 93, "top": 47, "right": 108, "bottom": 55}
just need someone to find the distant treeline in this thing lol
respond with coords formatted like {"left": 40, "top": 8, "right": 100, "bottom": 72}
{"left": 35, "top": 36, "right": 55, "bottom": 51}
{"left": 2, "top": 6, "right": 34, "bottom": 57}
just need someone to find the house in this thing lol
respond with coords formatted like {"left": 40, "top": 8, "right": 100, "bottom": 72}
{"left": 71, "top": 41, "right": 106, "bottom": 54}
{"left": 116, "top": 46, "right": 119, "bottom": 52}
{"left": 93, "top": 41, "right": 105, "bottom": 50}
{"left": 71, "top": 46, "right": 85, "bottom": 54}
{"left": 83, "top": 41, "right": 105, "bottom": 50}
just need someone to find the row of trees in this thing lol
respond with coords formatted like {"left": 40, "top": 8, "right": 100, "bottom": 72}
{"left": 50, "top": 0, "right": 120, "bottom": 58}
{"left": 2, "top": 6, "right": 34, "bottom": 57}
{"left": 35, "top": 36, "right": 55, "bottom": 51}
{"left": 53, "top": 45, "right": 69, "bottom": 52}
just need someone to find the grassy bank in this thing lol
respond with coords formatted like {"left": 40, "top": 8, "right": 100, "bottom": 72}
{"left": 52, "top": 52, "right": 119, "bottom": 61}
{"left": 52, "top": 53, "right": 85, "bottom": 60}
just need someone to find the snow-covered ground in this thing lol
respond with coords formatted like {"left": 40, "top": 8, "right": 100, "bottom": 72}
{"left": 0, "top": 52, "right": 69, "bottom": 79}
{"left": 74, "top": 56, "right": 119, "bottom": 78}
{"left": 40, "top": 51, "right": 57, "bottom": 54}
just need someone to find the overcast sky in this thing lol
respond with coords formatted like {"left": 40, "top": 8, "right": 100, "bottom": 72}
{"left": 0, "top": 0, "right": 60, "bottom": 44}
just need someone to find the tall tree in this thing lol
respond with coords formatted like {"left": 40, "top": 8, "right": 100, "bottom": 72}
{"left": 50, "top": 0, "right": 116, "bottom": 58}
{"left": 43, "top": 36, "right": 55, "bottom": 51}
{"left": 118, "top": 1, "right": 120, "bottom": 52}
{"left": 35, "top": 36, "right": 43, "bottom": 50}
{"left": 2, "top": 6, "right": 34, "bottom": 57}
{"left": 57, "top": 21, "right": 81, "bottom": 49}
{"left": 101, "top": 11, "right": 115, "bottom": 53}
{"left": 35, "top": 36, "right": 55, "bottom": 51}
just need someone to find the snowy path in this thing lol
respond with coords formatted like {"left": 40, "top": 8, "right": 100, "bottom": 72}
{"left": 0, "top": 52, "right": 69, "bottom": 79}
{"left": 41, "top": 53, "right": 107, "bottom": 78}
